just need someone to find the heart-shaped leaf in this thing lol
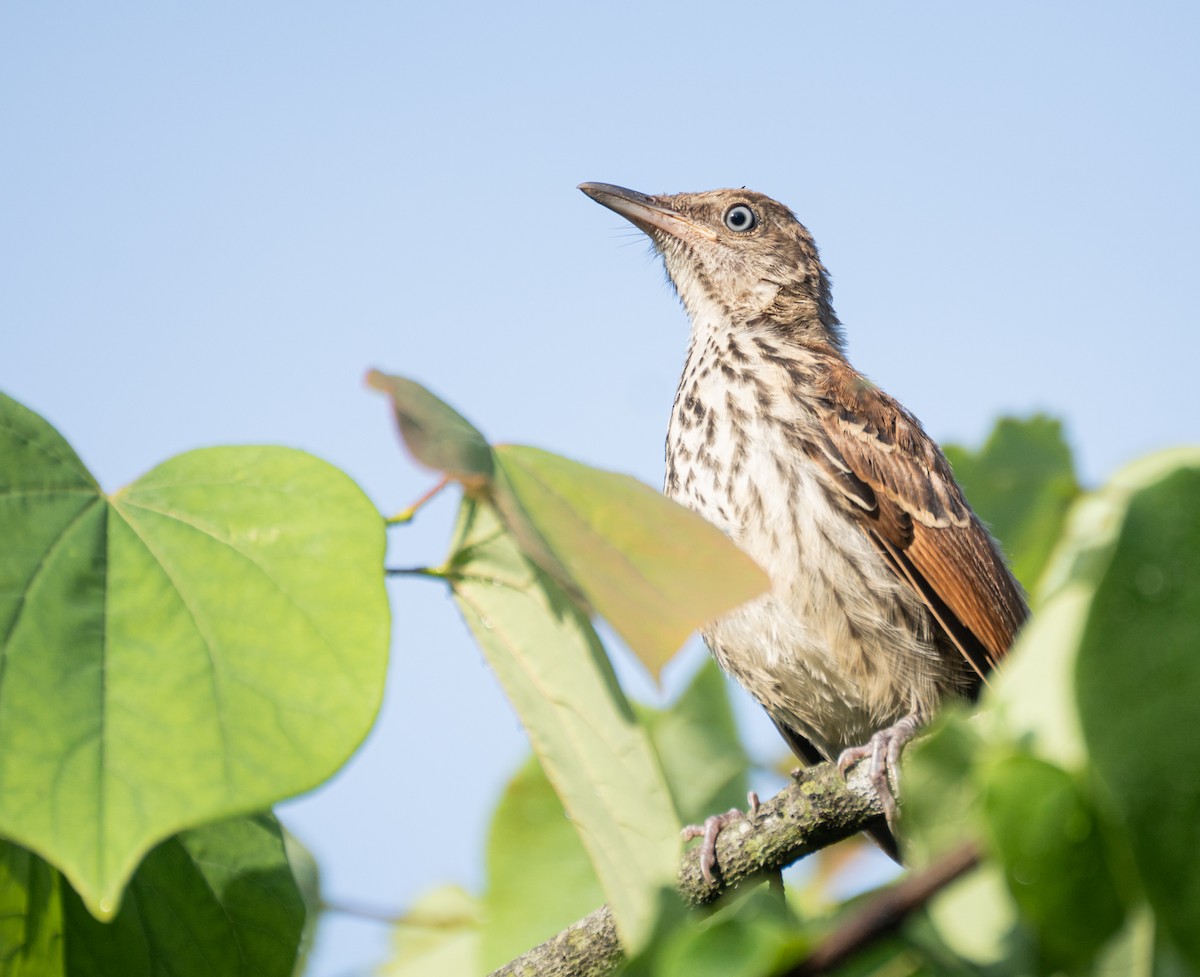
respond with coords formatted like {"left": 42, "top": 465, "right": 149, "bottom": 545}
{"left": 0, "top": 392, "right": 389, "bottom": 917}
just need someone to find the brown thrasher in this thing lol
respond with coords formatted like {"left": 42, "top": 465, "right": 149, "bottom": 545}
{"left": 580, "top": 183, "right": 1027, "bottom": 875}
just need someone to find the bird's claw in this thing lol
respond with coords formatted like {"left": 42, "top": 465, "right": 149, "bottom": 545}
{"left": 837, "top": 714, "right": 921, "bottom": 828}
{"left": 681, "top": 791, "right": 760, "bottom": 885}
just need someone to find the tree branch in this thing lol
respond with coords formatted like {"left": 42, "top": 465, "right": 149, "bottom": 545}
{"left": 785, "top": 841, "right": 981, "bottom": 975}
{"left": 488, "top": 760, "right": 892, "bottom": 977}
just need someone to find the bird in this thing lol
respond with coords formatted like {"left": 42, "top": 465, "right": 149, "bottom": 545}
{"left": 579, "top": 182, "right": 1027, "bottom": 874}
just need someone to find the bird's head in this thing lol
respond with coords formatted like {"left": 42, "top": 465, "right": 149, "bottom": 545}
{"left": 580, "top": 183, "right": 842, "bottom": 348}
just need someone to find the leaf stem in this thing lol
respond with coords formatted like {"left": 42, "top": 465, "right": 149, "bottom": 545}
{"left": 387, "top": 476, "right": 451, "bottom": 525}
{"left": 386, "top": 566, "right": 447, "bottom": 580}
{"left": 319, "top": 897, "right": 404, "bottom": 925}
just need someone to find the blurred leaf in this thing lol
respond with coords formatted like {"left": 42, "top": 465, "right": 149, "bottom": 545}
{"left": 903, "top": 716, "right": 1020, "bottom": 968}
{"left": 379, "top": 885, "right": 481, "bottom": 977}
{"left": 982, "top": 589, "right": 1091, "bottom": 771}
{"left": 622, "top": 884, "right": 804, "bottom": 977}
{"left": 638, "top": 661, "right": 750, "bottom": 825}
{"left": 982, "top": 755, "right": 1124, "bottom": 971}
{"left": 479, "top": 660, "right": 750, "bottom": 968}
{"left": 481, "top": 661, "right": 748, "bottom": 968}
{"left": 907, "top": 449, "right": 1200, "bottom": 976}
{"left": 370, "top": 375, "right": 769, "bottom": 675}
{"left": 0, "top": 842, "right": 64, "bottom": 977}
{"left": 281, "top": 830, "right": 320, "bottom": 977}
{"left": 980, "top": 445, "right": 1179, "bottom": 771}
{"left": 805, "top": 938, "right": 926, "bottom": 977}
{"left": 1090, "top": 905, "right": 1195, "bottom": 977}
{"left": 64, "top": 814, "right": 304, "bottom": 977}
{"left": 1075, "top": 451, "right": 1200, "bottom": 971}
{"left": 367, "top": 371, "right": 494, "bottom": 484}
{"left": 493, "top": 445, "right": 770, "bottom": 678}
{"left": 902, "top": 910, "right": 1004, "bottom": 977}
{"left": 653, "top": 914, "right": 788, "bottom": 977}
{"left": 0, "top": 393, "right": 389, "bottom": 917}
{"left": 901, "top": 711, "right": 987, "bottom": 868}
{"left": 481, "top": 756, "right": 604, "bottom": 971}
{"left": 924, "top": 863, "right": 1021, "bottom": 970}
{"left": 944, "top": 415, "right": 1079, "bottom": 590}
{"left": 0, "top": 815, "right": 304, "bottom": 977}
{"left": 448, "top": 498, "right": 679, "bottom": 952}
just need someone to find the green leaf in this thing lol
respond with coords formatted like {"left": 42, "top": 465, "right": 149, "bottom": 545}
{"left": 0, "top": 815, "right": 304, "bottom": 977}
{"left": 903, "top": 716, "right": 1021, "bottom": 968}
{"left": 1075, "top": 452, "right": 1200, "bottom": 971}
{"left": 982, "top": 755, "right": 1124, "bottom": 971}
{"left": 367, "top": 371, "right": 494, "bottom": 483}
{"left": 493, "top": 444, "right": 769, "bottom": 677}
{"left": 0, "top": 393, "right": 389, "bottom": 917}
{"left": 983, "top": 589, "right": 1091, "bottom": 771}
{"left": 479, "top": 663, "right": 749, "bottom": 969}
{"left": 281, "top": 830, "right": 320, "bottom": 977}
{"left": 622, "top": 884, "right": 804, "bottom": 977}
{"left": 0, "top": 842, "right": 64, "bottom": 977}
{"left": 944, "top": 415, "right": 1080, "bottom": 590}
{"left": 367, "top": 375, "right": 768, "bottom": 674}
{"left": 901, "top": 711, "right": 987, "bottom": 868}
{"left": 379, "top": 886, "right": 483, "bottom": 977}
{"left": 481, "top": 757, "right": 604, "bottom": 971}
{"left": 908, "top": 450, "right": 1200, "bottom": 975}
{"left": 653, "top": 913, "right": 790, "bottom": 977}
{"left": 1090, "top": 905, "right": 1195, "bottom": 977}
{"left": 902, "top": 909, "right": 1011, "bottom": 977}
{"left": 637, "top": 661, "right": 750, "bottom": 826}
{"left": 448, "top": 498, "right": 679, "bottom": 952}
{"left": 64, "top": 814, "right": 304, "bottom": 977}
{"left": 924, "top": 862, "right": 1022, "bottom": 970}
{"left": 980, "top": 447, "right": 1179, "bottom": 771}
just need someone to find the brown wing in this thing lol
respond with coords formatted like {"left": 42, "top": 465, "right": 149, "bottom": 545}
{"left": 808, "top": 365, "right": 1028, "bottom": 684}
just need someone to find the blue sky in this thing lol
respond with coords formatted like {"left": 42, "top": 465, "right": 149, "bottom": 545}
{"left": 3, "top": 3, "right": 1198, "bottom": 974}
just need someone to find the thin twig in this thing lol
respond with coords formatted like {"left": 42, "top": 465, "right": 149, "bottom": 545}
{"left": 785, "top": 841, "right": 982, "bottom": 976}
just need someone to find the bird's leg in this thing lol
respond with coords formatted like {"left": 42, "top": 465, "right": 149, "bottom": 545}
{"left": 837, "top": 713, "right": 921, "bottom": 827}
{"left": 681, "top": 791, "right": 760, "bottom": 885}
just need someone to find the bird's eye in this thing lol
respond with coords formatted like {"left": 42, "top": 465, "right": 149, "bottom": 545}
{"left": 723, "top": 204, "right": 758, "bottom": 232}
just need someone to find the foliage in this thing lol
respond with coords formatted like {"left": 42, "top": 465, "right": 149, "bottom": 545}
{"left": 1, "top": 814, "right": 305, "bottom": 977}
{"left": 942, "top": 414, "right": 1078, "bottom": 591}
{"left": 1, "top": 379, "right": 1198, "bottom": 977}
{"left": 901, "top": 446, "right": 1200, "bottom": 976}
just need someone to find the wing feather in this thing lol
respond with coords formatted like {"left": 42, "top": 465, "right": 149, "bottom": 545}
{"left": 808, "top": 364, "right": 1028, "bottom": 679}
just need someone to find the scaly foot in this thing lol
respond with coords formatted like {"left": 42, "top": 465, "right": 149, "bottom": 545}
{"left": 681, "top": 791, "right": 760, "bottom": 885}
{"left": 837, "top": 714, "right": 921, "bottom": 827}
